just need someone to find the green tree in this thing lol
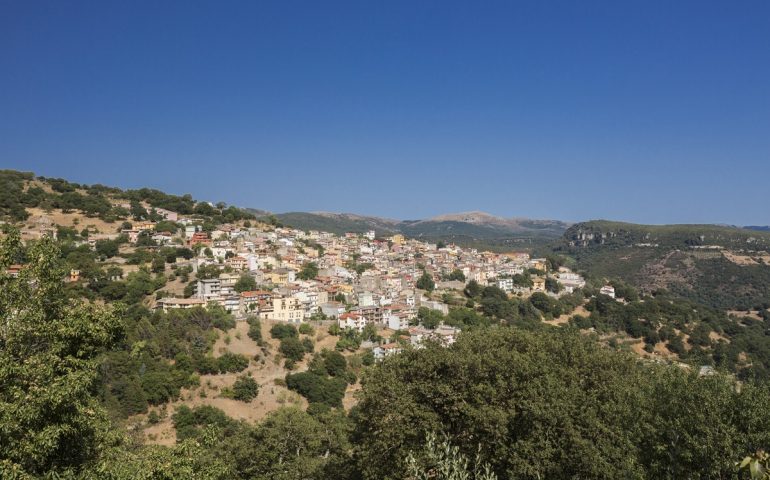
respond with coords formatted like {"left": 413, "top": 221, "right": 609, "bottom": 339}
{"left": 270, "top": 323, "right": 298, "bottom": 340}
{"left": 545, "top": 277, "right": 562, "bottom": 294}
{"left": 234, "top": 274, "right": 257, "bottom": 293}
{"left": 280, "top": 337, "right": 307, "bottom": 363}
{"left": 464, "top": 280, "right": 482, "bottom": 298}
{"left": 447, "top": 269, "right": 466, "bottom": 282}
{"left": 94, "top": 239, "right": 119, "bottom": 258}
{"left": 0, "top": 230, "right": 122, "bottom": 475}
{"left": 298, "top": 262, "right": 319, "bottom": 280}
{"left": 416, "top": 272, "right": 435, "bottom": 292}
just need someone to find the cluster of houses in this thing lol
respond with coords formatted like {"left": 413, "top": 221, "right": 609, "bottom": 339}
{"left": 7, "top": 200, "right": 595, "bottom": 362}
{"left": 143, "top": 216, "right": 589, "bottom": 333}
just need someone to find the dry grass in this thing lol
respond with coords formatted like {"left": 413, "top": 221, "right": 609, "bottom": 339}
{"left": 141, "top": 320, "right": 368, "bottom": 445}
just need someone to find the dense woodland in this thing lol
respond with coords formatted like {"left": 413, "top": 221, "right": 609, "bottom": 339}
{"left": 1, "top": 171, "right": 770, "bottom": 478}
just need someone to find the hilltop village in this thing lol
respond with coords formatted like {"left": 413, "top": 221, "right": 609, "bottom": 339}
{"left": 80, "top": 205, "right": 588, "bottom": 356}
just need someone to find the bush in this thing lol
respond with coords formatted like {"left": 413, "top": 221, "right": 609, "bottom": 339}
{"left": 299, "top": 323, "right": 315, "bottom": 335}
{"left": 285, "top": 371, "right": 347, "bottom": 408}
{"left": 271, "top": 323, "right": 298, "bottom": 340}
{"left": 280, "top": 337, "right": 307, "bottom": 362}
{"left": 322, "top": 350, "right": 347, "bottom": 377}
{"left": 247, "top": 317, "right": 263, "bottom": 343}
{"left": 172, "top": 405, "right": 236, "bottom": 442}
{"left": 217, "top": 352, "right": 249, "bottom": 373}
{"left": 232, "top": 375, "right": 259, "bottom": 402}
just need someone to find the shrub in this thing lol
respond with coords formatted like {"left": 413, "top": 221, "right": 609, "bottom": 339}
{"left": 271, "top": 323, "right": 298, "bottom": 340}
{"left": 232, "top": 375, "right": 259, "bottom": 402}
{"left": 217, "top": 352, "right": 249, "bottom": 373}
{"left": 299, "top": 323, "right": 315, "bottom": 335}
{"left": 285, "top": 372, "right": 347, "bottom": 408}
{"left": 280, "top": 337, "right": 307, "bottom": 362}
{"left": 247, "top": 316, "right": 262, "bottom": 343}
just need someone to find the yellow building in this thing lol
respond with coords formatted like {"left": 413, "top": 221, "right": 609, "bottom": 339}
{"left": 390, "top": 234, "right": 405, "bottom": 245}
{"left": 267, "top": 271, "right": 288, "bottom": 285}
{"left": 531, "top": 277, "right": 546, "bottom": 292}
{"left": 259, "top": 297, "right": 305, "bottom": 323}
{"left": 529, "top": 258, "right": 547, "bottom": 272}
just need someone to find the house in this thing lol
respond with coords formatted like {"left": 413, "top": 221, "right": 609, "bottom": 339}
{"left": 219, "top": 295, "right": 241, "bottom": 314}
{"left": 497, "top": 277, "right": 514, "bottom": 292}
{"left": 373, "top": 342, "right": 403, "bottom": 362}
{"left": 357, "top": 291, "right": 376, "bottom": 307}
{"left": 218, "top": 273, "right": 241, "bottom": 296}
{"left": 135, "top": 221, "right": 157, "bottom": 232}
{"left": 433, "top": 325, "right": 460, "bottom": 345}
{"left": 196, "top": 278, "right": 222, "bottom": 302}
{"left": 152, "top": 232, "right": 173, "bottom": 245}
{"left": 226, "top": 256, "right": 248, "bottom": 271}
{"left": 528, "top": 258, "right": 547, "bottom": 272}
{"left": 409, "top": 325, "right": 461, "bottom": 347}
{"left": 6, "top": 264, "right": 22, "bottom": 278}
{"left": 267, "top": 268, "right": 295, "bottom": 285}
{"left": 338, "top": 312, "right": 367, "bottom": 332}
{"left": 531, "top": 277, "right": 546, "bottom": 293}
{"left": 122, "top": 229, "right": 140, "bottom": 244}
{"left": 189, "top": 232, "right": 211, "bottom": 247}
{"left": 240, "top": 290, "right": 273, "bottom": 313}
{"left": 386, "top": 313, "right": 410, "bottom": 331}
{"left": 156, "top": 297, "right": 206, "bottom": 312}
{"left": 599, "top": 285, "right": 616, "bottom": 299}
{"left": 259, "top": 297, "right": 305, "bottom": 323}
{"left": 555, "top": 272, "right": 586, "bottom": 293}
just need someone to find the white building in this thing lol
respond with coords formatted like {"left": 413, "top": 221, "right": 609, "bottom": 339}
{"left": 599, "top": 285, "right": 616, "bottom": 299}
{"left": 196, "top": 278, "right": 222, "bottom": 302}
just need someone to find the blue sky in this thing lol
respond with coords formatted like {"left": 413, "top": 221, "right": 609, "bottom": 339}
{"left": 2, "top": 1, "right": 769, "bottom": 224}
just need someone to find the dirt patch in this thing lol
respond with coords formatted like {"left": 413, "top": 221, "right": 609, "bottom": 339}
{"left": 545, "top": 304, "right": 589, "bottom": 326}
{"left": 728, "top": 310, "right": 763, "bottom": 321}
{"left": 141, "top": 321, "right": 366, "bottom": 445}
{"left": 213, "top": 321, "right": 260, "bottom": 357}
{"left": 709, "top": 330, "right": 729, "bottom": 343}
{"left": 24, "top": 207, "right": 122, "bottom": 234}
{"left": 723, "top": 251, "right": 760, "bottom": 266}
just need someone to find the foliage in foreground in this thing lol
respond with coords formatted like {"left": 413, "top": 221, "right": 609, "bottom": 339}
{"left": 0, "top": 231, "right": 122, "bottom": 475}
{"left": 353, "top": 327, "right": 770, "bottom": 480}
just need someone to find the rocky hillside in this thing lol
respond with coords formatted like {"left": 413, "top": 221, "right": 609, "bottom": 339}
{"left": 558, "top": 221, "right": 770, "bottom": 310}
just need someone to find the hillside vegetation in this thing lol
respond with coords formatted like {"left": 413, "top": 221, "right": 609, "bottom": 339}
{"left": 557, "top": 220, "right": 770, "bottom": 310}
{"left": 0, "top": 169, "right": 255, "bottom": 226}
{"left": 2, "top": 171, "right": 770, "bottom": 478}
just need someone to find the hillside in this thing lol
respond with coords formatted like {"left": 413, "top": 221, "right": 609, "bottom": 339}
{"left": 0, "top": 169, "right": 256, "bottom": 227}
{"left": 268, "top": 210, "right": 570, "bottom": 251}
{"left": 557, "top": 220, "right": 770, "bottom": 309}
{"left": 3, "top": 170, "right": 770, "bottom": 479}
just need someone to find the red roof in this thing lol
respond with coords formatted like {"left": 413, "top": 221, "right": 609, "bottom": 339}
{"left": 240, "top": 290, "right": 273, "bottom": 298}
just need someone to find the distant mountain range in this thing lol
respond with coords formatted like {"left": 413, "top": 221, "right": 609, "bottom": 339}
{"left": 250, "top": 210, "right": 571, "bottom": 249}
{"left": 246, "top": 208, "right": 770, "bottom": 252}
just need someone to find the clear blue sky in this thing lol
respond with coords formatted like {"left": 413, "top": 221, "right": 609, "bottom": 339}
{"left": 2, "top": 1, "right": 769, "bottom": 224}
